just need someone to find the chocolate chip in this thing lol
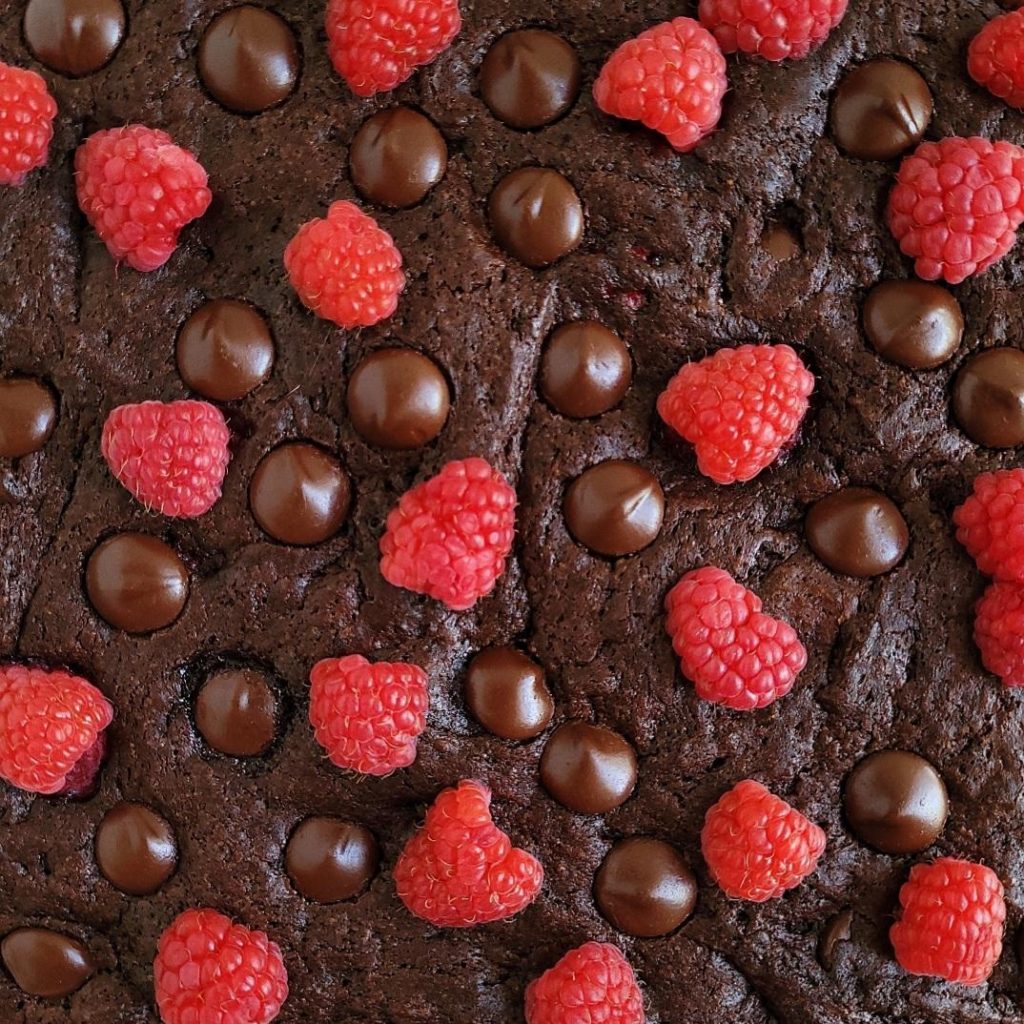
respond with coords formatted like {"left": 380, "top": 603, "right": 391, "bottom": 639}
{"left": 23, "top": 0, "right": 126, "bottom": 77}
{"left": 594, "top": 837, "right": 696, "bottom": 937}
{"left": 817, "top": 909, "right": 853, "bottom": 971}
{"left": 863, "top": 280, "right": 963, "bottom": 369}
{"left": 489, "top": 167, "right": 584, "bottom": 268}
{"left": 350, "top": 108, "right": 447, "bottom": 208}
{"left": 85, "top": 533, "right": 189, "bottom": 633}
{"left": 479, "top": 29, "right": 581, "bottom": 130}
{"left": 95, "top": 802, "right": 177, "bottom": 895}
{"left": 1, "top": 928, "right": 95, "bottom": 998}
{"left": 195, "top": 668, "right": 278, "bottom": 757}
{"left": 540, "top": 721, "right": 638, "bottom": 814}
{"left": 0, "top": 378, "right": 57, "bottom": 458}
{"left": 805, "top": 487, "right": 909, "bottom": 578}
{"left": 464, "top": 647, "right": 554, "bottom": 740}
{"left": 844, "top": 750, "right": 948, "bottom": 854}
{"left": 540, "top": 321, "right": 632, "bottom": 418}
{"left": 285, "top": 818, "right": 379, "bottom": 903}
{"left": 953, "top": 348, "right": 1024, "bottom": 448}
{"left": 761, "top": 224, "right": 801, "bottom": 262}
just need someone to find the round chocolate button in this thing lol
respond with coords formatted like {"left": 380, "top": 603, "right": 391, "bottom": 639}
{"left": 23, "top": 0, "right": 126, "bottom": 77}
{"left": 844, "top": 750, "right": 948, "bottom": 854}
{"left": 761, "top": 224, "right": 801, "bottom": 262}
{"left": 479, "top": 29, "right": 581, "bottom": 130}
{"left": 540, "top": 721, "right": 638, "bottom": 814}
{"left": 347, "top": 348, "right": 450, "bottom": 449}
{"left": 85, "top": 533, "right": 189, "bottom": 633}
{"left": 953, "top": 348, "right": 1024, "bottom": 448}
{"left": 489, "top": 167, "right": 584, "bottom": 268}
{"left": 863, "top": 280, "right": 963, "bottom": 369}
{"left": 831, "top": 60, "right": 932, "bottom": 161}
{"left": 805, "top": 487, "right": 909, "bottom": 578}
{"left": 350, "top": 108, "right": 448, "bottom": 209}
{"left": 195, "top": 668, "right": 278, "bottom": 757}
{"left": 464, "top": 647, "right": 554, "bottom": 740}
{"left": 594, "top": 837, "right": 696, "bottom": 937}
{"left": 541, "top": 321, "right": 632, "bottom": 419}
{"left": 285, "top": 818, "right": 379, "bottom": 903}
{"left": 564, "top": 460, "right": 664, "bottom": 557}
{"left": 0, "top": 378, "right": 57, "bottom": 458}
{"left": 198, "top": 5, "right": 299, "bottom": 114}
{"left": 249, "top": 443, "right": 351, "bottom": 545}
{"left": 1, "top": 928, "right": 95, "bottom": 998}
{"left": 176, "top": 299, "right": 275, "bottom": 401}
{"left": 95, "top": 802, "right": 177, "bottom": 895}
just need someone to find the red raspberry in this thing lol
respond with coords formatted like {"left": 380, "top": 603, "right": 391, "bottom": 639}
{"left": 284, "top": 200, "right": 405, "bottom": 329}
{"left": 969, "top": 10, "right": 1024, "bottom": 109}
{"left": 154, "top": 908, "right": 288, "bottom": 1024}
{"left": 665, "top": 566, "right": 807, "bottom": 710}
{"left": 953, "top": 469, "right": 1024, "bottom": 582}
{"left": 0, "top": 61, "right": 57, "bottom": 186}
{"left": 74, "top": 125, "right": 212, "bottom": 272}
{"left": 325, "top": 0, "right": 461, "bottom": 97}
{"left": 701, "top": 778, "right": 826, "bottom": 901}
{"left": 593, "top": 18, "right": 727, "bottom": 153}
{"left": 0, "top": 665, "right": 113, "bottom": 796}
{"left": 698, "top": 0, "right": 849, "bottom": 61}
{"left": 308, "top": 655, "right": 429, "bottom": 775}
{"left": 973, "top": 582, "right": 1024, "bottom": 687}
{"left": 393, "top": 779, "right": 543, "bottom": 927}
{"left": 101, "top": 399, "right": 231, "bottom": 518}
{"left": 56, "top": 731, "right": 108, "bottom": 800}
{"left": 656, "top": 344, "right": 814, "bottom": 484}
{"left": 887, "top": 136, "right": 1024, "bottom": 284}
{"left": 379, "top": 457, "right": 516, "bottom": 611}
{"left": 525, "top": 942, "right": 644, "bottom": 1024}
{"left": 890, "top": 858, "right": 1005, "bottom": 986}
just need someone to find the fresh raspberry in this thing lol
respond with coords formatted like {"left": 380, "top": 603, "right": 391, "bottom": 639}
{"left": 74, "top": 125, "right": 212, "bottom": 272}
{"left": 890, "top": 858, "right": 1005, "bottom": 986}
{"left": 954, "top": 469, "right": 1024, "bottom": 582}
{"left": 656, "top": 344, "right": 814, "bottom": 484}
{"left": 308, "top": 655, "right": 429, "bottom": 776}
{"left": 284, "top": 200, "right": 405, "bottom": 329}
{"left": 56, "top": 731, "right": 108, "bottom": 800}
{"left": 698, "top": 0, "right": 849, "bottom": 61}
{"left": 525, "top": 942, "right": 644, "bottom": 1024}
{"left": 969, "top": 10, "right": 1024, "bottom": 109}
{"left": 973, "top": 582, "right": 1024, "bottom": 687}
{"left": 379, "top": 457, "right": 517, "bottom": 611}
{"left": 593, "top": 18, "right": 727, "bottom": 153}
{"left": 154, "top": 908, "right": 288, "bottom": 1024}
{"left": 0, "top": 665, "right": 113, "bottom": 796}
{"left": 0, "top": 61, "right": 57, "bottom": 186}
{"left": 325, "top": 0, "right": 461, "bottom": 97}
{"left": 665, "top": 567, "right": 807, "bottom": 710}
{"left": 101, "top": 399, "right": 231, "bottom": 518}
{"left": 393, "top": 779, "right": 543, "bottom": 927}
{"left": 887, "top": 136, "right": 1024, "bottom": 284}
{"left": 701, "top": 779, "right": 826, "bottom": 901}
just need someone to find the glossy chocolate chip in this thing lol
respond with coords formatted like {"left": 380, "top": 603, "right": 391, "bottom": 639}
{"left": 479, "top": 29, "right": 581, "bottom": 129}
{"left": 285, "top": 818, "right": 379, "bottom": 903}
{"left": 489, "top": 167, "right": 583, "bottom": 268}
{"left": 198, "top": 5, "right": 299, "bottom": 114}
{"left": 818, "top": 909, "right": 853, "bottom": 971}
{"left": 176, "top": 299, "right": 275, "bottom": 401}
{"left": 541, "top": 321, "right": 632, "bottom": 418}
{"left": 0, "top": 378, "right": 57, "bottom": 458}
{"left": 540, "top": 721, "right": 637, "bottom": 814}
{"left": 249, "top": 443, "right": 351, "bottom": 545}
{"left": 594, "top": 837, "right": 696, "bottom": 937}
{"left": 195, "top": 668, "right": 278, "bottom": 757}
{"left": 464, "top": 647, "right": 553, "bottom": 740}
{"left": 761, "top": 224, "right": 801, "bottom": 261}
{"left": 564, "top": 460, "right": 664, "bottom": 557}
{"left": 844, "top": 750, "right": 948, "bottom": 854}
{"left": 347, "top": 348, "right": 450, "bottom": 449}
{"left": 831, "top": 60, "right": 932, "bottom": 160}
{"left": 953, "top": 348, "right": 1024, "bottom": 448}
{"left": 1, "top": 928, "right": 95, "bottom": 998}
{"left": 350, "top": 108, "right": 447, "bottom": 208}
{"left": 863, "top": 280, "right": 963, "bottom": 369}
{"left": 85, "top": 533, "right": 189, "bottom": 633}
{"left": 95, "top": 802, "right": 177, "bottom": 895}
{"left": 805, "top": 487, "right": 909, "bottom": 578}
{"left": 23, "top": 0, "right": 126, "bottom": 77}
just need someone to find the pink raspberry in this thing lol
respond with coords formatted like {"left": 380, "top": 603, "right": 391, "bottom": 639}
{"left": 974, "top": 582, "right": 1024, "bottom": 687}
{"left": 953, "top": 468, "right": 1024, "bottom": 582}
{"left": 0, "top": 60, "right": 57, "bottom": 186}
{"left": 969, "top": 9, "right": 1024, "bottom": 109}
{"left": 699, "top": 0, "right": 849, "bottom": 61}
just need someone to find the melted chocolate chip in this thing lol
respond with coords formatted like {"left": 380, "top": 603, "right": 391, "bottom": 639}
{"left": 540, "top": 321, "right": 632, "bottom": 418}
{"left": 953, "top": 348, "right": 1024, "bottom": 448}
{"left": 818, "top": 909, "right": 854, "bottom": 971}
{"left": 195, "top": 668, "right": 278, "bottom": 757}
{"left": 95, "top": 802, "right": 177, "bottom": 895}
{"left": 540, "top": 721, "right": 638, "bottom": 814}
{"left": 285, "top": 818, "right": 379, "bottom": 903}
{"left": 805, "top": 487, "right": 909, "bottom": 578}
{"left": 844, "top": 750, "right": 948, "bottom": 854}
{"left": 350, "top": 108, "right": 447, "bottom": 208}
{"left": 594, "top": 837, "right": 697, "bottom": 937}
{"left": 0, "top": 378, "right": 57, "bottom": 458}
{"left": 489, "top": 167, "right": 584, "bottom": 268}
{"left": 1, "top": 928, "right": 95, "bottom": 998}
{"left": 85, "top": 533, "right": 189, "bottom": 633}
{"left": 863, "top": 280, "right": 963, "bottom": 369}
{"left": 23, "top": 0, "right": 126, "bottom": 77}
{"left": 761, "top": 224, "right": 802, "bottom": 262}
{"left": 464, "top": 647, "right": 554, "bottom": 740}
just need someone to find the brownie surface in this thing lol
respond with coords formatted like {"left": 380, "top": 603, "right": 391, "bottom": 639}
{"left": 3, "top": 0, "right": 1024, "bottom": 1021}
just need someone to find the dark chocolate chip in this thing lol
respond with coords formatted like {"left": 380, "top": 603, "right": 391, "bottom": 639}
{"left": 540, "top": 721, "right": 637, "bottom": 814}
{"left": 0, "top": 378, "right": 57, "bottom": 458}
{"left": 540, "top": 321, "right": 632, "bottom": 419}
{"left": 285, "top": 818, "right": 379, "bottom": 903}
{"left": 23, "top": 0, "right": 126, "bottom": 77}
{"left": 1, "top": 928, "right": 95, "bottom": 998}
{"left": 464, "top": 647, "right": 553, "bottom": 740}
{"left": 863, "top": 280, "right": 963, "bottom": 369}
{"left": 761, "top": 224, "right": 801, "bottom": 262}
{"left": 818, "top": 909, "right": 854, "bottom": 971}
{"left": 489, "top": 167, "right": 583, "bottom": 268}
{"left": 953, "top": 348, "right": 1024, "bottom": 448}
{"left": 95, "top": 802, "right": 177, "bottom": 895}
{"left": 195, "top": 668, "right": 278, "bottom": 757}
{"left": 805, "top": 487, "right": 909, "bottom": 578}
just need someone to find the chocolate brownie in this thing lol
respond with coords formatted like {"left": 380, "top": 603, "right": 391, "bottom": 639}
{"left": 3, "top": 0, "right": 1024, "bottom": 1021}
